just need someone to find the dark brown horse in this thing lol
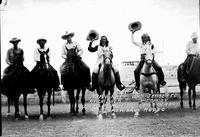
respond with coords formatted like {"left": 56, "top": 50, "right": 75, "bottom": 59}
{"left": 177, "top": 57, "right": 200, "bottom": 109}
{"left": 60, "top": 47, "right": 90, "bottom": 115}
{"left": 1, "top": 56, "right": 35, "bottom": 120}
{"left": 96, "top": 49, "right": 116, "bottom": 120}
{"left": 31, "top": 48, "right": 58, "bottom": 120}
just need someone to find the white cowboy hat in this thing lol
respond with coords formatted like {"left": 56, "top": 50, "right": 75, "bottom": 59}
{"left": 37, "top": 37, "right": 47, "bottom": 44}
{"left": 9, "top": 37, "right": 21, "bottom": 43}
{"left": 61, "top": 31, "right": 75, "bottom": 39}
{"left": 191, "top": 32, "right": 198, "bottom": 39}
{"left": 86, "top": 30, "right": 99, "bottom": 41}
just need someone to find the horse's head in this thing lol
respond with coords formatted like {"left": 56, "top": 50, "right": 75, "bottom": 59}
{"left": 144, "top": 48, "right": 154, "bottom": 66}
{"left": 103, "top": 49, "right": 113, "bottom": 66}
{"left": 38, "top": 49, "right": 49, "bottom": 69}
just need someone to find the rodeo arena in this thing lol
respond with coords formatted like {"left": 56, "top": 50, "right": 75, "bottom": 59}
{"left": 0, "top": 0, "right": 200, "bottom": 137}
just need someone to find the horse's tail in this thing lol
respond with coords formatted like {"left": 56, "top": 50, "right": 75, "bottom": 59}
{"left": 177, "top": 63, "right": 186, "bottom": 92}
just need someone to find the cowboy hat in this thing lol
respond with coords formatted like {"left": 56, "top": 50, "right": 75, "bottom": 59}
{"left": 61, "top": 31, "right": 75, "bottom": 39}
{"left": 37, "top": 37, "right": 47, "bottom": 44}
{"left": 86, "top": 30, "right": 99, "bottom": 41}
{"left": 9, "top": 37, "right": 21, "bottom": 43}
{"left": 191, "top": 32, "right": 198, "bottom": 39}
{"left": 128, "top": 21, "right": 142, "bottom": 32}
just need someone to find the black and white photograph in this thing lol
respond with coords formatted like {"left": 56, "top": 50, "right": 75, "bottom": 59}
{"left": 0, "top": 0, "right": 200, "bottom": 136}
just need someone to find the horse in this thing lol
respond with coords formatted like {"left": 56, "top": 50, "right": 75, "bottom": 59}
{"left": 1, "top": 60, "right": 35, "bottom": 120}
{"left": 135, "top": 48, "right": 159, "bottom": 117}
{"left": 177, "top": 57, "right": 200, "bottom": 109}
{"left": 31, "top": 49, "right": 57, "bottom": 120}
{"left": 60, "top": 47, "right": 90, "bottom": 115}
{"left": 96, "top": 49, "right": 116, "bottom": 120}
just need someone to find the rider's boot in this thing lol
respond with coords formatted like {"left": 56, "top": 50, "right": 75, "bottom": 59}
{"left": 158, "top": 69, "right": 167, "bottom": 86}
{"left": 88, "top": 73, "right": 98, "bottom": 92}
{"left": 134, "top": 71, "right": 140, "bottom": 91}
{"left": 115, "top": 72, "right": 125, "bottom": 91}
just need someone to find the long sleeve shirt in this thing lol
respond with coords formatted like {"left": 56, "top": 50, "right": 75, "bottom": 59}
{"left": 88, "top": 42, "right": 113, "bottom": 60}
{"left": 186, "top": 41, "right": 200, "bottom": 55}
{"left": 131, "top": 33, "right": 156, "bottom": 55}
{"left": 6, "top": 47, "right": 24, "bottom": 65}
{"left": 61, "top": 41, "right": 83, "bottom": 59}
{"left": 34, "top": 47, "right": 51, "bottom": 62}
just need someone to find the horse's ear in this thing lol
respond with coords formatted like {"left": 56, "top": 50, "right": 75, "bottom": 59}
{"left": 151, "top": 44, "right": 154, "bottom": 49}
{"left": 46, "top": 48, "right": 49, "bottom": 53}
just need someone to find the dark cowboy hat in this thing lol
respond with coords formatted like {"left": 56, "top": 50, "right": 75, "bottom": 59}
{"left": 61, "top": 31, "right": 75, "bottom": 40}
{"left": 9, "top": 37, "right": 21, "bottom": 43}
{"left": 37, "top": 37, "right": 47, "bottom": 44}
{"left": 128, "top": 21, "right": 142, "bottom": 32}
{"left": 86, "top": 30, "right": 99, "bottom": 41}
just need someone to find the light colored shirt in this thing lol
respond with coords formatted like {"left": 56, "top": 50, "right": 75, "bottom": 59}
{"left": 97, "top": 45, "right": 112, "bottom": 59}
{"left": 131, "top": 34, "right": 156, "bottom": 55}
{"left": 6, "top": 47, "right": 24, "bottom": 65}
{"left": 186, "top": 41, "right": 200, "bottom": 55}
{"left": 34, "top": 47, "right": 51, "bottom": 62}
{"left": 61, "top": 41, "right": 83, "bottom": 59}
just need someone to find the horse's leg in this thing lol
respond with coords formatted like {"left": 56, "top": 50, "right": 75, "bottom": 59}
{"left": 68, "top": 89, "right": 75, "bottom": 114}
{"left": 81, "top": 87, "right": 86, "bottom": 115}
{"left": 75, "top": 88, "right": 81, "bottom": 114}
{"left": 98, "top": 88, "right": 104, "bottom": 120}
{"left": 110, "top": 88, "right": 116, "bottom": 119}
{"left": 180, "top": 85, "right": 184, "bottom": 108}
{"left": 38, "top": 90, "right": 45, "bottom": 120}
{"left": 193, "top": 86, "right": 196, "bottom": 110}
{"left": 103, "top": 90, "right": 108, "bottom": 115}
{"left": 14, "top": 95, "right": 20, "bottom": 120}
{"left": 188, "top": 87, "right": 192, "bottom": 108}
{"left": 7, "top": 98, "right": 11, "bottom": 117}
{"left": 47, "top": 89, "right": 52, "bottom": 118}
{"left": 23, "top": 93, "right": 29, "bottom": 119}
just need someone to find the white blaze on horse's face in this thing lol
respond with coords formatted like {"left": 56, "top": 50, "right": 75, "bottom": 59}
{"left": 44, "top": 54, "right": 49, "bottom": 68}
{"left": 103, "top": 50, "right": 112, "bottom": 65}
{"left": 145, "top": 48, "right": 154, "bottom": 64}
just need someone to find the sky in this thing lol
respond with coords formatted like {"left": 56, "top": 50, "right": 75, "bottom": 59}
{"left": 0, "top": 0, "right": 199, "bottom": 74}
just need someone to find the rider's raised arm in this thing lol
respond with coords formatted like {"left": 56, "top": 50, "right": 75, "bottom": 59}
{"left": 61, "top": 43, "right": 67, "bottom": 59}
{"left": 76, "top": 42, "right": 83, "bottom": 56}
{"left": 131, "top": 32, "right": 142, "bottom": 48}
{"left": 88, "top": 41, "right": 98, "bottom": 52}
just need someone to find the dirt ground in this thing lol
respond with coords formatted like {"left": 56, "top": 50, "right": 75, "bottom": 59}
{"left": 1, "top": 98, "right": 200, "bottom": 137}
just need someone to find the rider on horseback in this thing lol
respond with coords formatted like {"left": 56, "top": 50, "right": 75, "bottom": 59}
{"left": 182, "top": 32, "right": 199, "bottom": 82}
{"left": 60, "top": 31, "right": 91, "bottom": 89}
{"left": 88, "top": 35, "right": 125, "bottom": 91}
{"left": 3, "top": 37, "right": 34, "bottom": 94}
{"left": 32, "top": 37, "right": 61, "bottom": 91}
{"left": 131, "top": 31, "right": 166, "bottom": 91}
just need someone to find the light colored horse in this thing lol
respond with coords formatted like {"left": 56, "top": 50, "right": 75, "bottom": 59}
{"left": 135, "top": 48, "right": 159, "bottom": 117}
{"left": 97, "top": 50, "right": 116, "bottom": 120}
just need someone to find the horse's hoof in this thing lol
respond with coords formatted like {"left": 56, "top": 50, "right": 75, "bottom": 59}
{"left": 134, "top": 112, "right": 139, "bottom": 118}
{"left": 111, "top": 113, "right": 116, "bottom": 119}
{"left": 25, "top": 115, "right": 29, "bottom": 119}
{"left": 47, "top": 116, "right": 52, "bottom": 120}
{"left": 193, "top": 107, "right": 196, "bottom": 110}
{"left": 6, "top": 113, "right": 11, "bottom": 117}
{"left": 15, "top": 117, "right": 19, "bottom": 121}
{"left": 39, "top": 114, "right": 44, "bottom": 120}
{"left": 97, "top": 114, "right": 103, "bottom": 120}
{"left": 82, "top": 108, "right": 86, "bottom": 115}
